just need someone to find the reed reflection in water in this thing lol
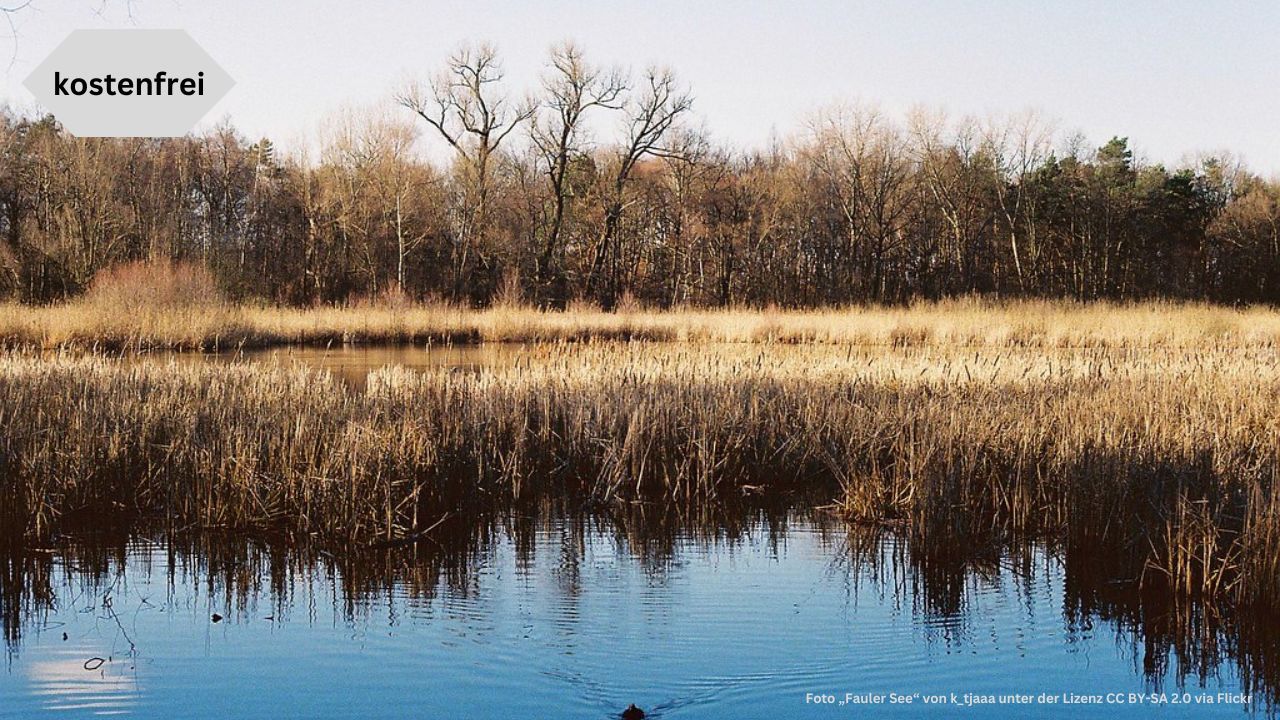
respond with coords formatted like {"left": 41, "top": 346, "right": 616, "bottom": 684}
{"left": 1, "top": 507, "right": 1276, "bottom": 718}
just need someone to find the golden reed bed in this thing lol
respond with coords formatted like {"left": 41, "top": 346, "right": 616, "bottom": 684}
{"left": 6, "top": 299, "right": 1280, "bottom": 350}
{"left": 1, "top": 341, "right": 1277, "bottom": 612}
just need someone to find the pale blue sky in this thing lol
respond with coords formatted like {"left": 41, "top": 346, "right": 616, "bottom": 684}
{"left": 2, "top": 0, "right": 1278, "bottom": 173}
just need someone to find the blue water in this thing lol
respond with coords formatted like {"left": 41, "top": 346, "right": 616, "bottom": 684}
{"left": 0, "top": 515, "right": 1271, "bottom": 718}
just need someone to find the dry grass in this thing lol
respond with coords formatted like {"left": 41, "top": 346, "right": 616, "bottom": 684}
{"left": 6, "top": 297, "right": 1280, "bottom": 351}
{"left": 1, "top": 341, "right": 1278, "bottom": 611}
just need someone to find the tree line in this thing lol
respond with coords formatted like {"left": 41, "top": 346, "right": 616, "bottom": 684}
{"left": 2, "top": 41, "right": 1278, "bottom": 308}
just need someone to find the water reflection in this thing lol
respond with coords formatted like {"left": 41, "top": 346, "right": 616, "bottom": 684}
{"left": 1, "top": 508, "right": 1276, "bottom": 718}
{"left": 25, "top": 650, "right": 139, "bottom": 715}
{"left": 224, "top": 344, "right": 523, "bottom": 390}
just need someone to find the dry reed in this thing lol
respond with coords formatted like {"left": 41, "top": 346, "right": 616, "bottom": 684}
{"left": 7, "top": 298, "right": 1280, "bottom": 351}
{"left": 1, "top": 341, "right": 1277, "bottom": 610}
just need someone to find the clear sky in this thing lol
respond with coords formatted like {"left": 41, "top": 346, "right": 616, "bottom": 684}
{"left": 2, "top": 0, "right": 1278, "bottom": 173}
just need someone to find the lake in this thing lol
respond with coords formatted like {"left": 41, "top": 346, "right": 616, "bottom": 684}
{"left": 1, "top": 509, "right": 1274, "bottom": 719}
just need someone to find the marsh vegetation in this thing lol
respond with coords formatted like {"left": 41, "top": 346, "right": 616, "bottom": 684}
{"left": 8, "top": 286, "right": 1280, "bottom": 351}
{"left": 2, "top": 305, "right": 1278, "bottom": 616}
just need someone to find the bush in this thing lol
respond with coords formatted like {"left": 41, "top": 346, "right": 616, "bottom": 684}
{"left": 87, "top": 260, "right": 222, "bottom": 312}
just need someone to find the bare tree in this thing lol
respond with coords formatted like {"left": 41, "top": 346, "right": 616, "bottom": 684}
{"left": 2, "top": 44, "right": 1274, "bottom": 308}
{"left": 909, "top": 108, "right": 999, "bottom": 293}
{"left": 658, "top": 126, "right": 720, "bottom": 306}
{"left": 530, "top": 41, "right": 624, "bottom": 305}
{"left": 360, "top": 111, "right": 433, "bottom": 291}
{"left": 584, "top": 66, "right": 692, "bottom": 305}
{"left": 983, "top": 111, "right": 1054, "bottom": 291}
{"left": 809, "top": 104, "right": 914, "bottom": 301}
{"left": 399, "top": 43, "right": 533, "bottom": 299}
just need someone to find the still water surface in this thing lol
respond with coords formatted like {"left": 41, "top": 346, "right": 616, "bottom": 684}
{"left": 1, "top": 512, "right": 1274, "bottom": 719}
{"left": 209, "top": 344, "right": 525, "bottom": 389}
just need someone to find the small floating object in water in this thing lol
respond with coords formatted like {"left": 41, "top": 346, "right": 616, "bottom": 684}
{"left": 211, "top": 613, "right": 223, "bottom": 623}
{"left": 62, "top": 632, "right": 68, "bottom": 641}
{"left": 621, "top": 704, "right": 645, "bottom": 720}
{"left": 83, "top": 657, "right": 105, "bottom": 671}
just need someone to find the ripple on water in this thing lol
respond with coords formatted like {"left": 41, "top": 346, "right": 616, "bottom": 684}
{"left": 24, "top": 648, "right": 140, "bottom": 716}
{"left": 0, "top": 516, "right": 1271, "bottom": 719}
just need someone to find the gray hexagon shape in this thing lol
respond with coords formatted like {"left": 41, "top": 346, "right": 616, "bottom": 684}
{"left": 23, "top": 29, "right": 234, "bottom": 137}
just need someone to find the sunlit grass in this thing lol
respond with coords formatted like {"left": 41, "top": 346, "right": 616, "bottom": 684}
{"left": 1, "top": 341, "right": 1277, "bottom": 611}
{"left": 5, "top": 297, "right": 1280, "bottom": 350}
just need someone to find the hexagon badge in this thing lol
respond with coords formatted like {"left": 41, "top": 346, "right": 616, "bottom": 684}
{"left": 23, "top": 29, "right": 234, "bottom": 137}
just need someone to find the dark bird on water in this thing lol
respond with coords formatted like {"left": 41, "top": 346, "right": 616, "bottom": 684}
{"left": 621, "top": 704, "right": 645, "bottom": 720}
{"left": 211, "top": 613, "right": 223, "bottom": 623}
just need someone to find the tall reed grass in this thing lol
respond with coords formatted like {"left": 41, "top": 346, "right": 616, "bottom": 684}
{"left": 1, "top": 343, "right": 1277, "bottom": 610}
{"left": 6, "top": 297, "right": 1280, "bottom": 351}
